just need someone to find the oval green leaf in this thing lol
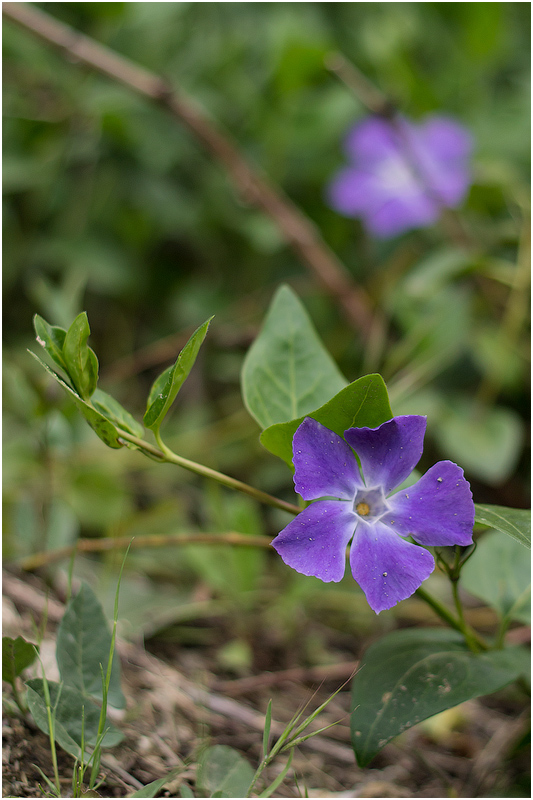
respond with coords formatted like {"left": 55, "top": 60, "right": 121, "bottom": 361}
{"left": 62, "top": 312, "right": 99, "bottom": 400}
{"left": 56, "top": 582, "right": 125, "bottom": 709}
{"left": 351, "top": 628, "right": 529, "bottom": 766}
{"left": 29, "top": 350, "right": 124, "bottom": 449}
{"left": 260, "top": 374, "right": 392, "bottom": 465}
{"left": 241, "top": 285, "right": 347, "bottom": 429}
{"left": 475, "top": 503, "right": 531, "bottom": 549}
{"left": 26, "top": 679, "right": 123, "bottom": 760}
{"left": 33, "top": 314, "right": 67, "bottom": 371}
{"left": 197, "top": 745, "right": 254, "bottom": 798}
{"left": 144, "top": 316, "right": 213, "bottom": 431}
{"left": 461, "top": 530, "right": 531, "bottom": 623}
{"left": 2, "top": 635, "right": 38, "bottom": 686}
{"left": 92, "top": 388, "right": 144, "bottom": 438}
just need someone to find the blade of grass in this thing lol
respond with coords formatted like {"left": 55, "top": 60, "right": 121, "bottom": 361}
{"left": 262, "top": 700, "right": 272, "bottom": 759}
{"left": 258, "top": 750, "right": 294, "bottom": 798}
{"left": 89, "top": 543, "right": 131, "bottom": 788}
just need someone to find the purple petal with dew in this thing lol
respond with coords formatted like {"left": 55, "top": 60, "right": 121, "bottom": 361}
{"left": 384, "top": 461, "right": 475, "bottom": 547}
{"left": 344, "top": 415, "right": 427, "bottom": 495}
{"left": 349, "top": 520, "right": 435, "bottom": 614}
{"left": 343, "top": 116, "right": 404, "bottom": 164}
{"left": 293, "top": 418, "right": 363, "bottom": 501}
{"left": 271, "top": 500, "right": 356, "bottom": 583}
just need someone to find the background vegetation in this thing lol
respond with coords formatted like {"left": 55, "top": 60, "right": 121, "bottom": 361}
{"left": 2, "top": 2, "right": 530, "bottom": 794}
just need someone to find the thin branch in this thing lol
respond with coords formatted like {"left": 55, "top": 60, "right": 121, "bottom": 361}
{"left": 3, "top": 2, "right": 376, "bottom": 338}
{"left": 17, "top": 531, "right": 274, "bottom": 571}
{"left": 325, "top": 53, "right": 395, "bottom": 117}
{"left": 116, "top": 429, "right": 301, "bottom": 516}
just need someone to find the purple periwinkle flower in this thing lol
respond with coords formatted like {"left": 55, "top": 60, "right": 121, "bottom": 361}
{"left": 272, "top": 416, "right": 474, "bottom": 614}
{"left": 327, "top": 115, "right": 473, "bottom": 238}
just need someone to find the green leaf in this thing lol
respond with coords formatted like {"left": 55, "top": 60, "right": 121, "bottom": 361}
{"left": 2, "top": 636, "right": 38, "bottom": 687}
{"left": 263, "top": 699, "right": 272, "bottom": 758}
{"left": 475, "top": 504, "right": 531, "bottom": 549}
{"left": 26, "top": 679, "right": 123, "bottom": 760}
{"left": 29, "top": 351, "right": 124, "bottom": 449}
{"left": 128, "top": 767, "right": 183, "bottom": 798}
{"left": 33, "top": 314, "right": 67, "bottom": 371}
{"left": 143, "top": 316, "right": 213, "bottom": 431}
{"left": 196, "top": 745, "right": 254, "bottom": 798}
{"left": 91, "top": 388, "right": 144, "bottom": 438}
{"left": 351, "top": 628, "right": 528, "bottom": 766}
{"left": 56, "top": 582, "right": 125, "bottom": 709}
{"left": 260, "top": 374, "right": 392, "bottom": 466}
{"left": 434, "top": 398, "right": 523, "bottom": 484}
{"left": 461, "top": 530, "right": 531, "bottom": 623}
{"left": 241, "top": 285, "right": 347, "bottom": 429}
{"left": 62, "top": 312, "right": 99, "bottom": 400}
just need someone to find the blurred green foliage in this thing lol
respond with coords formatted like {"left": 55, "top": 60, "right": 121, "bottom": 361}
{"left": 3, "top": 3, "right": 530, "bottom": 648}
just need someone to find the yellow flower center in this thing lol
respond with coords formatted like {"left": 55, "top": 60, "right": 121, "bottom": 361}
{"left": 356, "top": 502, "right": 371, "bottom": 517}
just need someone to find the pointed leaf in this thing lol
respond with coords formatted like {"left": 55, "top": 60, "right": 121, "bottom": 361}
{"left": 29, "top": 351, "right": 124, "bottom": 448}
{"left": 351, "top": 628, "right": 529, "bottom": 766}
{"left": 143, "top": 317, "right": 213, "bottom": 431}
{"left": 91, "top": 389, "right": 144, "bottom": 438}
{"left": 475, "top": 504, "right": 530, "bottom": 549}
{"left": 33, "top": 314, "right": 67, "bottom": 371}
{"left": 260, "top": 374, "right": 392, "bottom": 465}
{"left": 461, "top": 530, "right": 531, "bottom": 623}
{"left": 56, "top": 582, "right": 125, "bottom": 709}
{"left": 197, "top": 745, "right": 254, "bottom": 798}
{"left": 26, "top": 679, "right": 123, "bottom": 760}
{"left": 263, "top": 699, "right": 273, "bottom": 758}
{"left": 2, "top": 636, "right": 38, "bottom": 686}
{"left": 62, "top": 312, "right": 99, "bottom": 399}
{"left": 241, "top": 285, "right": 347, "bottom": 429}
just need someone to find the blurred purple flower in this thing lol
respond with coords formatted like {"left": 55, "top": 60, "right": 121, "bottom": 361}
{"left": 327, "top": 115, "right": 473, "bottom": 238}
{"left": 272, "top": 416, "right": 474, "bottom": 613}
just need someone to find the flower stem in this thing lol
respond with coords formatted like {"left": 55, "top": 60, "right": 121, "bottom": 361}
{"left": 415, "top": 585, "right": 487, "bottom": 652}
{"left": 117, "top": 430, "right": 301, "bottom": 516}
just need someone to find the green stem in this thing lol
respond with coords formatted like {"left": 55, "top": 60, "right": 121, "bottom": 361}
{"left": 117, "top": 429, "right": 301, "bottom": 516}
{"left": 246, "top": 757, "right": 269, "bottom": 797}
{"left": 450, "top": 546, "right": 485, "bottom": 653}
{"left": 415, "top": 586, "right": 487, "bottom": 652}
{"left": 415, "top": 586, "right": 464, "bottom": 633}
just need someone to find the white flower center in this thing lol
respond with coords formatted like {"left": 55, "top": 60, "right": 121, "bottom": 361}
{"left": 377, "top": 156, "right": 421, "bottom": 196}
{"left": 353, "top": 486, "right": 389, "bottom": 521}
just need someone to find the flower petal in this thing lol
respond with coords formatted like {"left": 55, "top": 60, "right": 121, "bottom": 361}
{"left": 365, "top": 192, "right": 439, "bottom": 238}
{"left": 327, "top": 167, "right": 385, "bottom": 217}
{"left": 272, "top": 500, "right": 356, "bottom": 583}
{"left": 293, "top": 418, "right": 362, "bottom": 501}
{"left": 415, "top": 117, "right": 473, "bottom": 207}
{"left": 384, "top": 461, "right": 475, "bottom": 547}
{"left": 349, "top": 521, "right": 435, "bottom": 613}
{"left": 344, "top": 415, "right": 426, "bottom": 495}
{"left": 343, "top": 117, "right": 403, "bottom": 164}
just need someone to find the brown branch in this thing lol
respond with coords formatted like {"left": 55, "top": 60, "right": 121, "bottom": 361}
{"left": 3, "top": 2, "right": 376, "bottom": 338}
{"left": 214, "top": 661, "right": 359, "bottom": 696}
{"left": 16, "top": 531, "right": 274, "bottom": 571}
